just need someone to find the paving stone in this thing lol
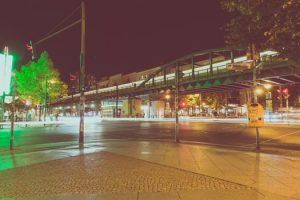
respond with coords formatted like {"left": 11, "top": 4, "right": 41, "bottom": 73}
{"left": 179, "top": 189, "right": 264, "bottom": 200}
{"left": 0, "top": 151, "right": 252, "bottom": 199}
{"left": 138, "top": 192, "right": 179, "bottom": 200}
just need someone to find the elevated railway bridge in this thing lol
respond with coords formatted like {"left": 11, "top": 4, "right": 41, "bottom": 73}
{"left": 51, "top": 48, "right": 300, "bottom": 117}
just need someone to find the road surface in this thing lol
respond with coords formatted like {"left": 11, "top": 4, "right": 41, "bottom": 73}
{"left": 1, "top": 120, "right": 300, "bottom": 153}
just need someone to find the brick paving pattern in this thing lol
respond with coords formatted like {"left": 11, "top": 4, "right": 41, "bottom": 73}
{"left": 0, "top": 151, "right": 251, "bottom": 198}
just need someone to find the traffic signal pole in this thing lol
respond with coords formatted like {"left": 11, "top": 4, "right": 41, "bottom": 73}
{"left": 251, "top": 43, "right": 260, "bottom": 151}
{"left": 10, "top": 70, "right": 16, "bottom": 151}
{"left": 79, "top": 1, "right": 86, "bottom": 144}
{"left": 175, "top": 62, "right": 179, "bottom": 143}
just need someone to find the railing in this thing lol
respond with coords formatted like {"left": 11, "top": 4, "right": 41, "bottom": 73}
{"left": 56, "top": 51, "right": 282, "bottom": 103}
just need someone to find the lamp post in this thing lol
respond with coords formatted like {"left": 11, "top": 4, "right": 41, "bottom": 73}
{"left": 79, "top": 0, "right": 86, "bottom": 144}
{"left": 44, "top": 76, "right": 48, "bottom": 125}
{"left": 174, "top": 62, "right": 179, "bottom": 143}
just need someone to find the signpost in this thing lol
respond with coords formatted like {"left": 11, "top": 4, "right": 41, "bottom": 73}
{"left": 0, "top": 48, "right": 13, "bottom": 129}
{"left": 248, "top": 103, "right": 264, "bottom": 127}
{"left": 0, "top": 47, "right": 14, "bottom": 149}
{"left": 0, "top": 50, "right": 13, "bottom": 94}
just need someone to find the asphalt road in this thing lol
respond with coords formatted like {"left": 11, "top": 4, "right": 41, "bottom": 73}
{"left": 0, "top": 120, "right": 300, "bottom": 152}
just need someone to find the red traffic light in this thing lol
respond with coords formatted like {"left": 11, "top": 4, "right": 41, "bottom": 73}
{"left": 69, "top": 74, "right": 77, "bottom": 81}
{"left": 283, "top": 88, "right": 288, "bottom": 95}
{"left": 26, "top": 44, "right": 33, "bottom": 51}
{"left": 180, "top": 102, "right": 186, "bottom": 107}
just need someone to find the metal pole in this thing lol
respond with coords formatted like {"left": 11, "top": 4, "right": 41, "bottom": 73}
{"left": 175, "top": 62, "right": 179, "bottom": 143}
{"left": 199, "top": 93, "right": 202, "bottom": 117}
{"left": 148, "top": 96, "right": 151, "bottom": 118}
{"left": 286, "top": 95, "right": 289, "bottom": 122}
{"left": 164, "top": 68, "right": 166, "bottom": 85}
{"left": 191, "top": 55, "right": 195, "bottom": 79}
{"left": 209, "top": 52, "right": 213, "bottom": 76}
{"left": 44, "top": 76, "right": 48, "bottom": 125}
{"left": 10, "top": 70, "right": 16, "bottom": 150}
{"left": 252, "top": 43, "right": 260, "bottom": 150}
{"left": 279, "top": 85, "right": 283, "bottom": 109}
{"left": 79, "top": 1, "right": 86, "bottom": 144}
{"left": 0, "top": 92, "right": 5, "bottom": 129}
{"left": 29, "top": 40, "right": 35, "bottom": 60}
{"left": 230, "top": 50, "right": 234, "bottom": 64}
{"left": 116, "top": 85, "right": 119, "bottom": 117}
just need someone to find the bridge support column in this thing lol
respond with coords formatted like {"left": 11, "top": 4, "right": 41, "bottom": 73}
{"left": 127, "top": 98, "right": 142, "bottom": 118}
{"left": 209, "top": 52, "right": 213, "bottom": 76}
{"left": 192, "top": 55, "right": 195, "bottom": 79}
{"left": 148, "top": 97, "right": 152, "bottom": 119}
{"left": 164, "top": 68, "right": 167, "bottom": 85}
{"left": 115, "top": 85, "right": 119, "bottom": 118}
{"left": 175, "top": 62, "right": 179, "bottom": 143}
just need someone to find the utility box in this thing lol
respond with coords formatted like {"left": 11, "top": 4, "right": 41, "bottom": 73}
{"left": 247, "top": 103, "right": 264, "bottom": 127}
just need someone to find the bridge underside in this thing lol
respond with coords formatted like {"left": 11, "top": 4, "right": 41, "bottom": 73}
{"left": 52, "top": 60, "right": 300, "bottom": 106}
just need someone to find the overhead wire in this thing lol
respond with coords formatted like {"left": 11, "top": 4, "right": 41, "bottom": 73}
{"left": 34, "top": 4, "right": 81, "bottom": 45}
{"left": 34, "top": 19, "right": 81, "bottom": 45}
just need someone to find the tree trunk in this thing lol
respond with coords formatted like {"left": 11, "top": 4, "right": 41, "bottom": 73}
{"left": 39, "top": 105, "right": 42, "bottom": 121}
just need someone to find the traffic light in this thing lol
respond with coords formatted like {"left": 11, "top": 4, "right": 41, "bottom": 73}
{"left": 69, "top": 73, "right": 77, "bottom": 81}
{"left": 282, "top": 88, "right": 288, "bottom": 95}
{"left": 179, "top": 102, "right": 186, "bottom": 108}
{"left": 26, "top": 40, "right": 35, "bottom": 60}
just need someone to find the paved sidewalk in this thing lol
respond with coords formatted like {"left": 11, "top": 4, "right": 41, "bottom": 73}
{"left": 0, "top": 140, "right": 300, "bottom": 199}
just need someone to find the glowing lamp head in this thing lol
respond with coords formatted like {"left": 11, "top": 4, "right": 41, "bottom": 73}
{"left": 255, "top": 87, "right": 264, "bottom": 95}
{"left": 264, "top": 84, "right": 272, "bottom": 90}
{"left": 165, "top": 94, "right": 171, "bottom": 100}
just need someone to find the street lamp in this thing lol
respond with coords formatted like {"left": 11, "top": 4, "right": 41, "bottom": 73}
{"left": 264, "top": 83, "right": 272, "bottom": 90}
{"left": 254, "top": 87, "right": 264, "bottom": 96}
{"left": 165, "top": 94, "right": 171, "bottom": 100}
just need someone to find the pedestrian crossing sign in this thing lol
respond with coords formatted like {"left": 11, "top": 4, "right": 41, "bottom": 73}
{"left": 247, "top": 103, "right": 264, "bottom": 127}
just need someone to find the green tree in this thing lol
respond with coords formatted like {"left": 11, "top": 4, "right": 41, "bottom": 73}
{"left": 183, "top": 94, "right": 199, "bottom": 108}
{"left": 221, "top": 0, "right": 300, "bottom": 62}
{"left": 203, "top": 93, "right": 226, "bottom": 112}
{"left": 16, "top": 51, "right": 67, "bottom": 106}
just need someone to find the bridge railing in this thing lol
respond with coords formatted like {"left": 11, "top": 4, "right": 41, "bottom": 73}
{"left": 54, "top": 51, "right": 283, "bottom": 104}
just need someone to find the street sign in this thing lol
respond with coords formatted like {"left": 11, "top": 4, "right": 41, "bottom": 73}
{"left": 266, "top": 99, "right": 272, "bottom": 112}
{"left": 4, "top": 96, "right": 18, "bottom": 104}
{"left": 247, "top": 103, "right": 264, "bottom": 127}
{"left": 0, "top": 52, "right": 13, "bottom": 95}
{"left": 265, "top": 92, "right": 272, "bottom": 100}
{"left": 226, "top": 61, "right": 254, "bottom": 72}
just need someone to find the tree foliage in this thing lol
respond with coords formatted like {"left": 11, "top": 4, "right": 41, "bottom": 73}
{"left": 182, "top": 94, "right": 200, "bottom": 108}
{"left": 221, "top": 0, "right": 300, "bottom": 62}
{"left": 203, "top": 93, "right": 227, "bottom": 111}
{"left": 16, "top": 51, "right": 67, "bottom": 105}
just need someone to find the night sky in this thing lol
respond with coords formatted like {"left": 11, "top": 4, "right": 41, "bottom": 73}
{"left": 0, "top": 0, "right": 228, "bottom": 81}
